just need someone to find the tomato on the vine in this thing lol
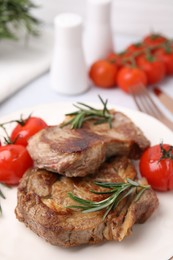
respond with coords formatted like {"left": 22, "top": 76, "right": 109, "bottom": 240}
{"left": 0, "top": 144, "right": 33, "bottom": 185}
{"left": 137, "top": 54, "right": 165, "bottom": 84}
{"left": 126, "top": 42, "right": 145, "bottom": 54}
{"left": 89, "top": 60, "right": 117, "bottom": 88}
{"left": 11, "top": 116, "right": 47, "bottom": 146}
{"left": 106, "top": 52, "right": 122, "bottom": 68}
{"left": 143, "top": 33, "right": 167, "bottom": 47}
{"left": 154, "top": 47, "right": 173, "bottom": 75}
{"left": 140, "top": 143, "right": 173, "bottom": 191}
{"left": 116, "top": 66, "right": 147, "bottom": 93}
{"left": 117, "top": 51, "right": 136, "bottom": 68}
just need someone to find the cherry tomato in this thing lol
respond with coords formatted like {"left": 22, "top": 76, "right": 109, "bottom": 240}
{"left": 89, "top": 60, "right": 117, "bottom": 88}
{"left": 117, "top": 66, "right": 147, "bottom": 93}
{"left": 126, "top": 42, "right": 145, "bottom": 54}
{"left": 139, "top": 144, "right": 173, "bottom": 191}
{"left": 106, "top": 52, "right": 121, "bottom": 68}
{"left": 154, "top": 47, "right": 173, "bottom": 75}
{"left": 0, "top": 145, "right": 33, "bottom": 185}
{"left": 137, "top": 54, "right": 165, "bottom": 84}
{"left": 143, "top": 33, "right": 167, "bottom": 47}
{"left": 11, "top": 116, "right": 47, "bottom": 146}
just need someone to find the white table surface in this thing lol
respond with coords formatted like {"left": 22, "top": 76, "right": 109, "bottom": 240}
{"left": 0, "top": 34, "right": 173, "bottom": 121}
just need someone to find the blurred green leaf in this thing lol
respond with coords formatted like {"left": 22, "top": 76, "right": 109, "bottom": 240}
{"left": 0, "top": 0, "right": 40, "bottom": 40}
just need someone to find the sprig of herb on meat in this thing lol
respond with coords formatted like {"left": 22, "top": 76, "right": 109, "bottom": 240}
{"left": 67, "top": 178, "right": 150, "bottom": 220}
{"left": 61, "top": 95, "right": 113, "bottom": 129}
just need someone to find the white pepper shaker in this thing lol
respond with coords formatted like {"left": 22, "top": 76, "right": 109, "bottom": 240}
{"left": 83, "top": 0, "right": 113, "bottom": 67}
{"left": 50, "top": 13, "right": 88, "bottom": 95}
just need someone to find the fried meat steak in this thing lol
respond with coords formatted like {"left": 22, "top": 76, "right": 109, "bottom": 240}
{"left": 15, "top": 156, "right": 158, "bottom": 248}
{"left": 27, "top": 111, "right": 150, "bottom": 177}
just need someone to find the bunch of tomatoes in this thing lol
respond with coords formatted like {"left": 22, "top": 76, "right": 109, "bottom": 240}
{"left": 89, "top": 33, "right": 173, "bottom": 93}
{"left": 0, "top": 116, "right": 47, "bottom": 185}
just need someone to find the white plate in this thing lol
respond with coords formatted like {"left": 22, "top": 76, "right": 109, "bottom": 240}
{"left": 0, "top": 102, "right": 173, "bottom": 260}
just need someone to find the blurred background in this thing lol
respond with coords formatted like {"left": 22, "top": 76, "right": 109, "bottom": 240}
{"left": 33, "top": 0, "right": 173, "bottom": 37}
{"left": 0, "top": 0, "right": 173, "bottom": 114}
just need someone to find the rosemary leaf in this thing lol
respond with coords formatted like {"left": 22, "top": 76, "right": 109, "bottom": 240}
{"left": 90, "top": 190, "right": 115, "bottom": 195}
{"left": 94, "top": 118, "right": 110, "bottom": 125}
{"left": 134, "top": 187, "right": 148, "bottom": 202}
{"left": 102, "top": 202, "right": 114, "bottom": 220}
{"left": 112, "top": 187, "right": 135, "bottom": 210}
{"left": 0, "top": 0, "right": 40, "bottom": 41}
{"left": 126, "top": 178, "right": 140, "bottom": 187}
{"left": 82, "top": 195, "right": 117, "bottom": 213}
{"left": 68, "top": 192, "right": 96, "bottom": 206}
{"left": 61, "top": 96, "right": 113, "bottom": 129}
{"left": 94, "top": 181, "right": 125, "bottom": 188}
{"left": 67, "top": 179, "right": 150, "bottom": 220}
{"left": 75, "top": 102, "right": 98, "bottom": 111}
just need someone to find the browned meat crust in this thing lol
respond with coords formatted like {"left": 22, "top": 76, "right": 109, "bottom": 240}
{"left": 15, "top": 157, "right": 158, "bottom": 248}
{"left": 27, "top": 111, "right": 150, "bottom": 177}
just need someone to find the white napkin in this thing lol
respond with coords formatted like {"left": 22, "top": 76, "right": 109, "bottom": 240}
{"left": 0, "top": 27, "right": 54, "bottom": 103}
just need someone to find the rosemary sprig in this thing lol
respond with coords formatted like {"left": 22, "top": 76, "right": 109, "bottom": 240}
{"left": 0, "top": 0, "right": 40, "bottom": 41}
{"left": 67, "top": 178, "right": 150, "bottom": 220}
{"left": 0, "top": 186, "right": 6, "bottom": 216}
{"left": 61, "top": 95, "right": 113, "bottom": 129}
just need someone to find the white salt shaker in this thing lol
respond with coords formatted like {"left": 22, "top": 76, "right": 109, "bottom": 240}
{"left": 50, "top": 13, "right": 88, "bottom": 95}
{"left": 83, "top": 0, "right": 113, "bottom": 67}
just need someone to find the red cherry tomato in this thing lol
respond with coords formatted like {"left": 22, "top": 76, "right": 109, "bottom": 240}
{"left": 143, "top": 33, "right": 167, "bottom": 47}
{"left": 89, "top": 60, "right": 117, "bottom": 88}
{"left": 117, "top": 66, "right": 147, "bottom": 93}
{"left": 11, "top": 116, "right": 47, "bottom": 146}
{"left": 0, "top": 145, "right": 33, "bottom": 185}
{"left": 137, "top": 54, "right": 165, "bottom": 84}
{"left": 154, "top": 47, "right": 173, "bottom": 75}
{"left": 126, "top": 42, "right": 145, "bottom": 54}
{"left": 106, "top": 52, "right": 122, "bottom": 68}
{"left": 140, "top": 144, "right": 173, "bottom": 191}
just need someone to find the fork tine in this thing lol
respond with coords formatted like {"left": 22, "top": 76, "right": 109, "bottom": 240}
{"left": 139, "top": 86, "right": 165, "bottom": 118}
{"left": 131, "top": 85, "right": 164, "bottom": 119}
{"left": 130, "top": 84, "right": 173, "bottom": 131}
{"left": 132, "top": 92, "right": 149, "bottom": 113}
{"left": 130, "top": 85, "right": 152, "bottom": 115}
{"left": 133, "top": 91, "right": 160, "bottom": 119}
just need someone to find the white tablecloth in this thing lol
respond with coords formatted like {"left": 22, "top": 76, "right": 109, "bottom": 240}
{"left": 0, "top": 27, "right": 53, "bottom": 103}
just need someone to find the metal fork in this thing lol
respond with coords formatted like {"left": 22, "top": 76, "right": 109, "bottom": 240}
{"left": 130, "top": 85, "right": 173, "bottom": 131}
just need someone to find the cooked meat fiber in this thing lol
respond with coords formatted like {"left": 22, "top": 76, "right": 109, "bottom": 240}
{"left": 27, "top": 111, "right": 150, "bottom": 177}
{"left": 15, "top": 156, "right": 158, "bottom": 248}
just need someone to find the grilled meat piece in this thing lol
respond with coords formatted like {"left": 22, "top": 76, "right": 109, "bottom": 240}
{"left": 15, "top": 156, "right": 158, "bottom": 248}
{"left": 27, "top": 111, "right": 150, "bottom": 177}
